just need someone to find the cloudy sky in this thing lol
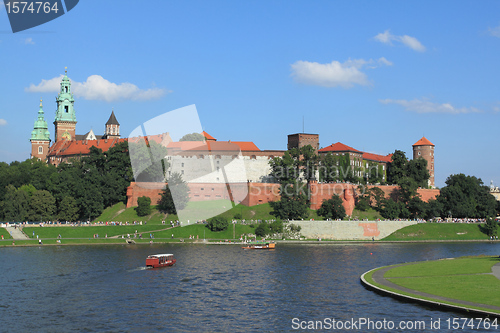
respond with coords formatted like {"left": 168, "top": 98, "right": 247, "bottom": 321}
{"left": 0, "top": 1, "right": 499, "bottom": 187}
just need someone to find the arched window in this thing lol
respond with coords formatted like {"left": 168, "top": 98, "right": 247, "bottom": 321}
{"left": 38, "top": 146, "right": 43, "bottom": 154}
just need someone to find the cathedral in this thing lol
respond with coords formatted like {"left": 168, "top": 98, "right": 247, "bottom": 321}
{"left": 30, "top": 69, "right": 124, "bottom": 166}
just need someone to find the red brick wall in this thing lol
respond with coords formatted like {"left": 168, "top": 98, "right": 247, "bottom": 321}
{"left": 126, "top": 181, "right": 440, "bottom": 216}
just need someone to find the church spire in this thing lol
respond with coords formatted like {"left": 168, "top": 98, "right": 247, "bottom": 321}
{"left": 31, "top": 99, "right": 51, "bottom": 161}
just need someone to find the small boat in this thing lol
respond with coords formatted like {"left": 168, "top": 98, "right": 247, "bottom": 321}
{"left": 242, "top": 242, "right": 275, "bottom": 250}
{"left": 146, "top": 254, "right": 176, "bottom": 268}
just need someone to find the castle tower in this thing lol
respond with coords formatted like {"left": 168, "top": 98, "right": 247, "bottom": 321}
{"left": 287, "top": 133, "right": 319, "bottom": 152}
{"left": 30, "top": 99, "right": 51, "bottom": 161}
{"left": 54, "top": 67, "right": 77, "bottom": 142}
{"left": 104, "top": 109, "right": 120, "bottom": 138}
{"left": 412, "top": 137, "right": 435, "bottom": 188}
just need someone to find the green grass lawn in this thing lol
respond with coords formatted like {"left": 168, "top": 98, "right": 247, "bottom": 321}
{"left": 383, "top": 222, "right": 489, "bottom": 241}
{"left": 384, "top": 256, "right": 498, "bottom": 277}
{"left": 364, "top": 256, "right": 500, "bottom": 313}
{"left": 0, "top": 228, "right": 13, "bottom": 240}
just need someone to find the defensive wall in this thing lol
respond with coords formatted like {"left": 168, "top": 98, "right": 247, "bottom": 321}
{"left": 127, "top": 181, "right": 440, "bottom": 217}
{"left": 290, "top": 220, "right": 419, "bottom": 240}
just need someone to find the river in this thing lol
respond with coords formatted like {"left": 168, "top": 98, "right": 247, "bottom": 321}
{"left": 0, "top": 242, "right": 498, "bottom": 332}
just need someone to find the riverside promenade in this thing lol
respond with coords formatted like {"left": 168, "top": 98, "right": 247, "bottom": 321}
{"left": 361, "top": 261, "right": 500, "bottom": 317}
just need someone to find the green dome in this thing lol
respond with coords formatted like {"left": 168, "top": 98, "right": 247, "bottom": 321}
{"left": 30, "top": 100, "right": 50, "bottom": 142}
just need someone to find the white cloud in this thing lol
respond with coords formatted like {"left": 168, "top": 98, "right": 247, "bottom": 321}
{"left": 24, "top": 38, "right": 34, "bottom": 45}
{"left": 379, "top": 98, "right": 481, "bottom": 114}
{"left": 291, "top": 57, "right": 391, "bottom": 88}
{"left": 374, "top": 30, "right": 426, "bottom": 52}
{"left": 489, "top": 25, "right": 500, "bottom": 38}
{"left": 0, "top": 119, "right": 7, "bottom": 126}
{"left": 26, "top": 75, "right": 169, "bottom": 102}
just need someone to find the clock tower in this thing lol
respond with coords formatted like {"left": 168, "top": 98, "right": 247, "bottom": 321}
{"left": 54, "top": 67, "right": 77, "bottom": 142}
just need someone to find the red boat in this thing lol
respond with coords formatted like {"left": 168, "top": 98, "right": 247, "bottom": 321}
{"left": 146, "top": 254, "right": 176, "bottom": 268}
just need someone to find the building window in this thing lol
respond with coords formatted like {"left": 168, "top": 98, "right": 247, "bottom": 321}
{"left": 217, "top": 166, "right": 220, "bottom": 172}
{"left": 181, "top": 170, "right": 184, "bottom": 175}
{"left": 38, "top": 146, "right": 43, "bottom": 154}
{"left": 181, "top": 163, "right": 184, "bottom": 167}
{"left": 418, "top": 152, "right": 421, "bottom": 156}
{"left": 65, "top": 105, "right": 69, "bottom": 113}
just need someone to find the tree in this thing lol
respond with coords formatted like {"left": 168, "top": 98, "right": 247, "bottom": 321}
{"left": 136, "top": 196, "right": 152, "bottom": 216}
{"left": 2, "top": 184, "right": 30, "bottom": 221}
{"left": 270, "top": 181, "right": 309, "bottom": 220}
{"left": 206, "top": 216, "right": 229, "bottom": 232}
{"left": 319, "top": 152, "right": 338, "bottom": 182}
{"left": 28, "top": 190, "right": 56, "bottom": 222}
{"left": 387, "top": 150, "right": 407, "bottom": 185}
{"left": 407, "top": 158, "right": 430, "bottom": 188}
{"left": 57, "top": 196, "right": 79, "bottom": 222}
{"left": 379, "top": 198, "right": 400, "bottom": 220}
{"left": 437, "top": 174, "right": 497, "bottom": 218}
{"left": 128, "top": 140, "right": 169, "bottom": 182}
{"left": 481, "top": 217, "right": 498, "bottom": 238}
{"left": 179, "top": 133, "right": 205, "bottom": 141}
{"left": 317, "top": 195, "right": 346, "bottom": 220}
{"left": 255, "top": 222, "right": 270, "bottom": 237}
{"left": 158, "top": 173, "right": 190, "bottom": 214}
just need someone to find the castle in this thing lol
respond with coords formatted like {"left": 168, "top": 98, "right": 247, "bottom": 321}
{"left": 30, "top": 68, "right": 125, "bottom": 166}
{"left": 30, "top": 70, "right": 437, "bottom": 214}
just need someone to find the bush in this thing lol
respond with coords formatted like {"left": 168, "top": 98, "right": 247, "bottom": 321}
{"left": 255, "top": 222, "right": 270, "bottom": 237}
{"left": 317, "top": 195, "right": 346, "bottom": 220}
{"left": 290, "top": 224, "right": 301, "bottom": 232}
{"left": 269, "top": 220, "right": 283, "bottom": 233}
{"left": 233, "top": 213, "right": 242, "bottom": 220}
{"left": 206, "top": 216, "right": 229, "bottom": 232}
{"left": 136, "top": 196, "right": 151, "bottom": 216}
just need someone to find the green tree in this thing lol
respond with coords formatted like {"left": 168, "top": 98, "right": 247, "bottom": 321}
{"left": 387, "top": 150, "right": 407, "bottom": 185}
{"left": 29, "top": 190, "right": 56, "bottom": 222}
{"left": 319, "top": 152, "right": 338, "bottom": 182}
{"left": 300, "top": 145, "right": 319, "bottom": 181}
{"left": 136, "top": 196, "right": 152, "bottom": 216}
{"left": 269, "top": 220, "right": 283, "bottom": 233}
{"left": 179, "top": 133, "right": 205, "bottom": 141}
{"left": 407, "top": 158, "right": 430, "bottom": 188}
{"left": 206, "top": 216, "right": 229, "bottom": 232}
{"left": 437, "top": 174, "right": 497, "bottom": 218}
{"left": 379, "top": 198, "right": 400, "bottom": 220}
{"left": 317, "top": 195, "right": 346, "bottom": 220}
{"left": 2, "top": 185, "right": 30, "bottom": 221}
{"left": 158, "top": 173, "right": 190, "bottom": 214}
{"left": 255, "top": 222, "right": 270, "bottom": 237}
{"left": 481, "top": 217, "right": 498, "bottom": 238}
{"left": 57, "top": 196, "right": 79, "bottom": 222}
{"left": 270, "top": 181, "right": 309, "bottom": 220}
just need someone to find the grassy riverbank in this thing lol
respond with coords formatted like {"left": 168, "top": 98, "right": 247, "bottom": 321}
{"left": 363, "top": 256, "right": 500, "bottom": 314}
{"left": 382, "top": 222, "right": 490, "bottom": 241}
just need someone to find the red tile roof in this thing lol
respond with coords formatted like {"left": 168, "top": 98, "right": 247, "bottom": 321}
{"left": 47, "top": 138, "right": 125, "bottom": 158}
{"left": 413, "top": 137, "right": 434, "bottom": 146}
{"left": 202, "top": 131, "right": 216, "bottom": 141}
{"left": 167, "top": 140, "right": 260, "bottom": 153}
{"left": 362, "top": 152, "right": 392, "bottom": 163}
{"left": 318, "top": 142, "right": 361, "bottom": 153}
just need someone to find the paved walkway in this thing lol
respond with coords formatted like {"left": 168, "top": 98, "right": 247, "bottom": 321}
{"left": 5, "top": 226, "right": 29, "bottom": 240}
{"left": 369, "top": 262, "right": 500, "bottom": 313}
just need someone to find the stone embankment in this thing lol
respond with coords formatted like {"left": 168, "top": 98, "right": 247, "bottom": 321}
{"left": 289, "top": 220, "right": 419, "bottom": 240}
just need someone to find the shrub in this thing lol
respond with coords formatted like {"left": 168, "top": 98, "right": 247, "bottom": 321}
{"left": 206, "top": 216, "right": 229, "bottom": 232}
{"left": 233, "top": 213, "right": 242, "bottom": 220}
{"left": 255, "top": 222, "right": 270, "bottom": 237}
{"left": 136, "top": 196, "right": 151, "bottom": 216}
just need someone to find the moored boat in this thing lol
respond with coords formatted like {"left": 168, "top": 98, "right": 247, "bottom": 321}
{"left": 242, "top": 242, "right": 275, "bottom": 250}
{"left": 146, "top": 254, "right": 176, "bottom": 268}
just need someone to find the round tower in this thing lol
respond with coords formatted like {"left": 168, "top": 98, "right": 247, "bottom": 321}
{"left": 412, "top": 137, "right": 435, "bottom": 188}
{"left": 30, "top": 99, "right": 51, "bottom": 161}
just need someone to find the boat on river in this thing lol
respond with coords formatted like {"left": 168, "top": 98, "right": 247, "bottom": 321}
{"left": 146, "top": 254, "right": 176, "bottom": 268}
{"left": 242, "top": 242, "right": 275, "bottom": 250}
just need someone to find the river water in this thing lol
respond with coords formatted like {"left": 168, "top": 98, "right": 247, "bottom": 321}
{"left": 0, "top": 242, "right": 499, "bottom": 332}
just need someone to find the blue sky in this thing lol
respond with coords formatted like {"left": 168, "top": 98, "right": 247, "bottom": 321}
{"left": 0, "top": 1, "right": 499, "bottom": 188}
